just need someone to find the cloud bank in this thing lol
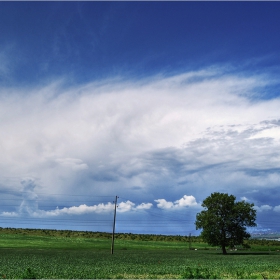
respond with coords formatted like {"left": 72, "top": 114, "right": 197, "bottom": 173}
{"left": 1, "top": 66, "right": 280, "bottom": 233}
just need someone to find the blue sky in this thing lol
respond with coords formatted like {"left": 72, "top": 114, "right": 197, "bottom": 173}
{"left": 1, "top": 2, "right": 280, "bottom": 236}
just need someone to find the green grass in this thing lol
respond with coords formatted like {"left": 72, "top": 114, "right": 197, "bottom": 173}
{"left": 0, "top": 232, "right": 280, "bottom": 279}
{"left": 0, "top": 233, "right": 110, "bottom": 250}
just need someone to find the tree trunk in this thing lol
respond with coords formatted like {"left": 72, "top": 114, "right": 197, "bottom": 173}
{"left": 222, "top": 244, "right": 227, "bottom": 255}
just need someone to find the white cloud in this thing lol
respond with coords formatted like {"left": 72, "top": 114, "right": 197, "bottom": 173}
{"left": 117, "top": 201, "right": 135, "bottom": 212}
{"left": 154, "top": 199, "right": 174, "bottom": 210}
{"left": 254, "top": 205, "right": 273, "bottom": 212}
{"left": 1, "top": 68, "right": 279, "bottom": 179}
{"left": 34, "top": 202, "right": 115, "bottom": 217}
{"left": 0, "top": 211, "right": 19, "bottom": 217}
{"left": 117, "top": 201, "right": 153, "bottom": 213}
{"left": 174, "top": 195, "right": 198, "bottom": 207}
{"left": 155, "top": 195, "right": 199, "bottom": 210}
{"left": 1, "top": 200, "right": 152, "bottom": 218}
{"left": 27, "top": 200, "right": 153, "bottom": 217}
{"left": 273, "top": 205, "right": 280, "bottom": 213}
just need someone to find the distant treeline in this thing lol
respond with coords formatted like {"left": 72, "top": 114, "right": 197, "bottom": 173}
{"left": 0, "top": 227, "right": 279, "bottom": 246}
{"left": 0, "top": 227, "right": 202, "bottom": 242}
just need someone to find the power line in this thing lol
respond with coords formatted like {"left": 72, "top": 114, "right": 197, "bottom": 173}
{"left": 1, "top": 190, "right": 114, "bottom": 197}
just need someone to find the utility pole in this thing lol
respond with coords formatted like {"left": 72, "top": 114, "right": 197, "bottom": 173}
{"left": 111, "top": 196, "right": 118, "bottom": 254}
{"left": 189, "top": 233, "right": 192, "bottom": 250}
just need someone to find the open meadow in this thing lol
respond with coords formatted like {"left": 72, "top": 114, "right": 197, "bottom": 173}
{"left": 0, "top": 229, "right": 280, "bottom": 279}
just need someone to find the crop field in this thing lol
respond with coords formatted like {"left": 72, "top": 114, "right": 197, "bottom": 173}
{"left": 0, "top": 232, "right": 280, "bottom": 279}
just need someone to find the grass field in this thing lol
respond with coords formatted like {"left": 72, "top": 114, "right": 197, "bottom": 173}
{"left": 0, "top": 231, "right": 280, "bottom": 279}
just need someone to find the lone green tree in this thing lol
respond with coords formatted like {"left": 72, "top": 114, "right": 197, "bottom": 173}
{"left": 195, "top": 192, "right": 256, "bottom": 254}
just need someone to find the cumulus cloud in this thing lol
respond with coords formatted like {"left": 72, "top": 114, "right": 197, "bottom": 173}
{"left": 273, "top": 205, "right": 280, "bottom": 212}
{"left": 154, "top": 199, "right": 174, "bottom": 210}
{"left": 0, "top": 211, "right": 19, "bottom": 217}
{"left": 1, "top": 200, "right": 152, "bottom": 218}
{"left": 254, "top": 205, "right": 273, "bottom": 212}
{"left": 155, "top": 195, "right": 199, "bottom": 210}
{"left": 34, "top": 202, "right": 115, "bottom": 217}
{"left": 175, "top": 195, "right": 198, "bottom": 207}
{"left": 117, "top": 201, "right": 152, "bottom": 213}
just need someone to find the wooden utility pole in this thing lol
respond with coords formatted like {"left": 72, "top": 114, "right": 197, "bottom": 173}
{"left": 111, "top": 196, "right": 118, "bottom": 254}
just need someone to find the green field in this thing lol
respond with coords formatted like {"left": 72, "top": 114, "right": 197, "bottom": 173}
{"left": 0, "top": 230, "right": 280, "bottom": 279}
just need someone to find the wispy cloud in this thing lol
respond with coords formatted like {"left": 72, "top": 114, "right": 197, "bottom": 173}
{"left": 55, "top": 158, "right": 89, "bottom": 171}
{"left": 19, "top": 178, "right": 39, "bottom": 215}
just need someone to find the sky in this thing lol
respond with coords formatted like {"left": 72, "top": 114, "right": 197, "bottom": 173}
{"left": 1, "top": 1, "right": 280, "bottom": 236}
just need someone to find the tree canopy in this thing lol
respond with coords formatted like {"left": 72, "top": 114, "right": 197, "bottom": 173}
{"left": 195, "top": 192, "right": 256, "bottom": 254}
